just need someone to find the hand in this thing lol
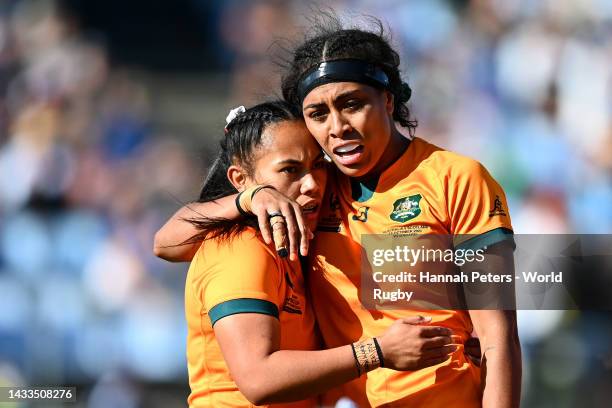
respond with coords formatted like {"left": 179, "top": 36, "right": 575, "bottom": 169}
{"left": 377, "top": 316, "right": 457, "bottom": 371}
{"left": 250, "top": 188, "right": 312, "bottom": 261}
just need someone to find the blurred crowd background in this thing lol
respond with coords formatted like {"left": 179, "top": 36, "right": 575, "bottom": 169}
{"left": 0, "top": 0, "right": 610, "bottom": 407}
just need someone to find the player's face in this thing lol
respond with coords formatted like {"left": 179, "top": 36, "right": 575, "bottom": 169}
{"left": 302, "top": 82, "right": 395, "bottom": 179}
{"left": 248, "top": 119, "right": 328, "bottom": 232}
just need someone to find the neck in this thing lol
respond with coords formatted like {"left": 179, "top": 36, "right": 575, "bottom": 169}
{"left": 357, "top": 126, "right": 410, "bottom": 182}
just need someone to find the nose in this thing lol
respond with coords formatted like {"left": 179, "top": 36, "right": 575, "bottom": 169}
{"left": 300, "top": 172, "right": 324, "bottom": 197}
{"left": 329, "top": 110, "right": 352, "bottom": 139}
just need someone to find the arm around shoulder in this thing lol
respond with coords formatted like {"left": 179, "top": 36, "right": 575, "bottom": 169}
{"left": 153, "top": 195, "right": 240, "bottom": 262}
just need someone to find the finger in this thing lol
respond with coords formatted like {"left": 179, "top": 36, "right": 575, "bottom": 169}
{"left": 401, "top": 315, "right": 432, "bottom": 325}
{"left": 271, "top": 218, "right": 289, "bottom": 258}
{"left": 420, "top": 355, "right": 451, "bottom": 368}
{"left": 422, "top": 335, "right": 453, "bottom": 349}
{"left": 280, "top": 202, "right": 299, "bottom": 261}
{"left": 290, "top": 201, "right": 308, "bottom": 257}
{"left": 422, "top": 344, "right": 458, "bottom": 360}
{"left": 257, "top": 209, "right": 273, "bottom": 244}
{"left": 419, "top": 326, "right": 453, "bottom": 338}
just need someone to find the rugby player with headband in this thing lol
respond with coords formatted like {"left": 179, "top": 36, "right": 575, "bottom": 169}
{"left": 296, "top": 59, "right": 399, "bottom": 103}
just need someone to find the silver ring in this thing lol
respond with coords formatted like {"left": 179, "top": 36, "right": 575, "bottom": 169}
{"left": 267, "top": 211, "right": 284, "bottom": 220}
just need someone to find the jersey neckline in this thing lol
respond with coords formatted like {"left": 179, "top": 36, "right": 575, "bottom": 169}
{"left": 347, "top": 136, "right": 420, "bottom": 203}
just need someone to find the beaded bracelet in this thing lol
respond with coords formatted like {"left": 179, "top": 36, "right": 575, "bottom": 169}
{"left": 373, "top": 337, "right": 385, "bottom": 368}
{"left": 351, "top": 338, "right": 383, "bottom": 376}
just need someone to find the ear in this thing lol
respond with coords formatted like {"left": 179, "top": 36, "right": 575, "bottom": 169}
{"left": 227, "top": 164, "right": 248, "bottom": 191}
{"left": 384, "top": 90, "right": 395, "bottom": 115}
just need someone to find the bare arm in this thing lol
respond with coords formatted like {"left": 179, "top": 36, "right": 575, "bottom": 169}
{"left": 214, "top": 314, "right": 456, "bottom": 405}
{"left": 153, "top": 189, "right": 310, "bottom": 262}
{"left": 469, "top": 309, "right": 521, "bottom": 408}
{"left": 153, "top": 195, "right": 238, "bottom": 262}
{"left": 466, "top": 241, "right": 521, "bottom": 408}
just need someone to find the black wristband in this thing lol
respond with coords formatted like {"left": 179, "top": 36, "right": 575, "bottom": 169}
{"left": 235, "top": 191, "right": 250, "bottom": 217}
{"left": 373, "top": 337, "right": 385, "bottom": 368}
{"left": 350, "top": 343, "right": 362, "bottom": 377}
{"left": 250, "top": 184, "right": 274, "bottom": 200}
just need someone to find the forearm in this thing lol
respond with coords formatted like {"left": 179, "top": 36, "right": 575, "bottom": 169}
{"left": 481, "top": 338, "right": 521, "bottom": 408}
{"left": 464, "top": 243, "right": 521, "bottom": 407}
{"left": 475, "top": 312, "right": 522, "bottom": 408}
{"left": 219, "top": 314, "right": 456, "bottom": 405}
{"left": 246, "top": 345, "right": 363, "bottom": 404}
{"left": 153, "top": 195, "right": 239, "bottom": 261}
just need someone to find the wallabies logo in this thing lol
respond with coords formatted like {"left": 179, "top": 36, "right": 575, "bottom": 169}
{"left": 390, "top": 194, "right": 422, "bottom": 222}
{"left": 489, "top": 195, "right": 507, "bottom": 217}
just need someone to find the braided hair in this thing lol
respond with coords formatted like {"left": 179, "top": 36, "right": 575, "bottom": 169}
{"left": 281, "top": 14, "right": 417, "bottom": 133}
{"left": 184, "top": 100, "right": 302, "bottom": 243}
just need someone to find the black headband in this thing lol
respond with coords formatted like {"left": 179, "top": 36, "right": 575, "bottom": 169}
{"left": 297, "top": 59, "right": 391, "bottom": 103}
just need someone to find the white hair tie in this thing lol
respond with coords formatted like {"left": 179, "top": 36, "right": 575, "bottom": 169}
{"left": 225, "top": 105, "right": 246, "bottom": 126}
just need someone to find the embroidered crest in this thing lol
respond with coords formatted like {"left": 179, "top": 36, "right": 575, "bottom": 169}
{"left": 390, "top": 194, "right": 422, "bottom": 222}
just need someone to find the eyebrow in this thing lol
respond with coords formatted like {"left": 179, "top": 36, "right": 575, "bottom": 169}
{"left": 303, "top": 90, "right": 361, "bottom": 110}
{"left": 275, "top": 152, "right": 324, "bottom": 165}
{"left": 275, "top": 159, "right": 302, "bottom": 165}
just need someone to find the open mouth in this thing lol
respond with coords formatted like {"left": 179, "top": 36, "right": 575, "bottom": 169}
{"left": 332, "top": 142, "right": 365, "bottom": 165}
{"left": 333, "top": 142, "right": 363, "bottom": 155}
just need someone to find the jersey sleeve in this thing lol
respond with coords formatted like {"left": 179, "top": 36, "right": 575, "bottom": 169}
{"left": 190, "top": 232, "right": 283, "bottom": 326}
{"left": 444, "top": 157, "right": 514, "bottom": 250}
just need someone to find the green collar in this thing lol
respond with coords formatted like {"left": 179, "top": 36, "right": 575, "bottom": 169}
{"left": 351, "top": 175, "right": 380, "bottom": 202}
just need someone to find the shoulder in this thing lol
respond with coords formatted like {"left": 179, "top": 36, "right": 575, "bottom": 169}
{"left": 414, "top": 137, "right": 480, "bottom": 169}
{"left": 195, "top": 227, "right": 277, "bottom": 263}
{"left": 188, "top": 228, "right": 286, "bottom": 310}
{"left": 189, "top": 228, "right": 281, "bottom": 284}
{"left": 413, "top": 137, "right": 489, "bottom": 181}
